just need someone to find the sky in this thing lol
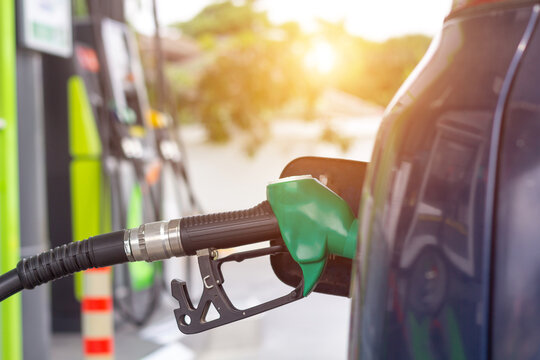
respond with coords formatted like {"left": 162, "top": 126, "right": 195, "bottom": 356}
{"left": 127, "top": 0, "right": 453, "bottom": 41}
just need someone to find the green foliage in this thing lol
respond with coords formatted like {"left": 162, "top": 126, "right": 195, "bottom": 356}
{"left": 169, "top": 0, "right": 432, "bottom": 146}
{"left": 196, "top": 31, "right": 309, "bottom": 141}
{"left": 175, "top": 1, "right": 317, "bottom": 143}
{"left": 177, "top": 0, "right": 270, "bottom": 38}
{"left": 334, "top": 34, "right": 432, "bottom": 106}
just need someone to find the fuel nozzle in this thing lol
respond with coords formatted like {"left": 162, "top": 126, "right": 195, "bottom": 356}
{"left": 124, "top": 175, "right": 359, "bottom": 333}
{"left": 0, "top": 176, "right": 358, "bottom": 334}
{"left": 125, "top": 175, "right": 358, "bottom": 297}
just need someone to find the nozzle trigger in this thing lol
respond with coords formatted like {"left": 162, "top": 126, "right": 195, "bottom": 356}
{"left": 172, "top": 244, "right": 304, "bottom": 334}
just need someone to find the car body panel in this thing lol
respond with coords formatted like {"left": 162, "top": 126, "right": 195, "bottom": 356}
{"left": 492, "top": 11, "right": 540, "bottom": 359}
{"left": 349, "top": 3, "right": 535, "bottom": 359}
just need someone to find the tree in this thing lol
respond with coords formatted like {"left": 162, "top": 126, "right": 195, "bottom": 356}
{"left": 177, "top": 1, "right": 270, "bottom": 38}
{"left": 169, "top": 1, "right": 432, "bottom": 147}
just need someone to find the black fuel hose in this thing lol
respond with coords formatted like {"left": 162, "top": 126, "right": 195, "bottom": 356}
{"left": 0, "top": 202, "right": 281, "bottom": 302}
{"left": 0, "top": 231, "right": 127, "bottom": 302}
{"left": 0, "top": 270, "right": 23, "bottom": 301}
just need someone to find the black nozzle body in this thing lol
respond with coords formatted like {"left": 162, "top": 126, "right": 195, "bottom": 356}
{"left": 180, "top": 201, "right": 281, "bottom": 255}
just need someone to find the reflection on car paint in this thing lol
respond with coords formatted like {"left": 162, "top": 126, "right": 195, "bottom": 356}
{"left": 401, "top": 113, "right": 488, "bottom": 277}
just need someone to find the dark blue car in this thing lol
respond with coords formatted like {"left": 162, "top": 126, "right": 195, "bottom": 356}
{"left": 349, "top": 0, "right": 540, "bottom": 358}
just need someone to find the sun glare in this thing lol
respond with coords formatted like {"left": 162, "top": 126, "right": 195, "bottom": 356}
{"left": 304, "top": 41, "right": 337, "bottom": 74}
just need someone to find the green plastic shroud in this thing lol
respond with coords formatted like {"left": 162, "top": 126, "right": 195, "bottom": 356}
{"left": 267, "top": 176, "right": 358, "bottom": 296}
{"left": 68, "top": 76, "right": 106, "bottom": 299}
{"left": 0, "top": 0, "right": 22, "bottom": 358}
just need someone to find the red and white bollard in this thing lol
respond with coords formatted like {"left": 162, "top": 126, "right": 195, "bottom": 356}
{"left": 82, "top": 267, "right": 114, "bottom": 360}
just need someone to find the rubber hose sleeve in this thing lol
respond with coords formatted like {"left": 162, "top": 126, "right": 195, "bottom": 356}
{"left": 16, "top": 230, "right": 127, "bottom": 290}
{"left": 180, "top": 201, "right": 281, "bottom": 255}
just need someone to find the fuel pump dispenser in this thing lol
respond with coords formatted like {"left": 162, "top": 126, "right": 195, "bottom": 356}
{"left": 43, "top": 4, "right": 200, "bottom": 332}
{"left": 0, "top": 157, "right": 367, "bottom": 335}
{"left": 96, "top": 17, "right": 166, "bottom": 325}
{"left": 43, "top": 20, "right": 165, "bottom": 329}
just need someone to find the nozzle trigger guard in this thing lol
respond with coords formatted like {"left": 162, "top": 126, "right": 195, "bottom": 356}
{"left": 172, "top": 245, "right": 304, "bottom": 334}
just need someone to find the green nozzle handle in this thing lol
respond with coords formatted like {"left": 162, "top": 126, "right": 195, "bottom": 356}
{"left": 267, "top": 176, "right": 358, "bottom": 296}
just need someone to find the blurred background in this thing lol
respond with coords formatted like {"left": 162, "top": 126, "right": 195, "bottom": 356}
{"left": 127, "top": 0, "right": 450, "bottom": 209}
{"left": 0, "top": 0, "right": 451, "bottom": 359}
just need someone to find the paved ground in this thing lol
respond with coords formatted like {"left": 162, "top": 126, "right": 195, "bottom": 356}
{"left": 52, "top": 111, "right": 382, "bottom": 359}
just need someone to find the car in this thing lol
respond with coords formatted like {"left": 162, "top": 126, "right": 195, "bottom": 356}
{"left": 348, "top": 0, "right": 540, "bottom": 358}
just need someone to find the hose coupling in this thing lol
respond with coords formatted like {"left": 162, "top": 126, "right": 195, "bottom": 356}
{"left": 124, "top": 219, "right": 185, "bottom": 262}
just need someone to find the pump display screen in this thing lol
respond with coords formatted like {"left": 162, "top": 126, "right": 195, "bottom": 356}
{"left": 101, "top": 19, "right": 149, "bottom": 127}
